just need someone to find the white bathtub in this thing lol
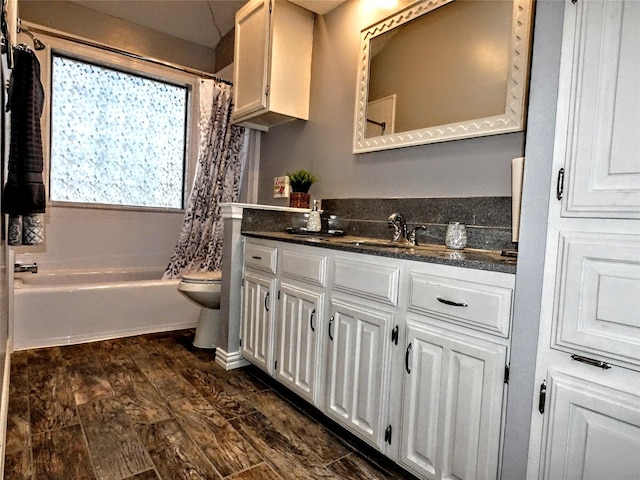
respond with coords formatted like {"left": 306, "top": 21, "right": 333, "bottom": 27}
{"left": 13, "top": 267, "right": 200, "bottom": 350}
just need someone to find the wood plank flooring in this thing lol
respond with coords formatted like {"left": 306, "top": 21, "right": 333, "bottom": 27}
{"left": 3, "top": 330, "right": 418, "bottom": 480}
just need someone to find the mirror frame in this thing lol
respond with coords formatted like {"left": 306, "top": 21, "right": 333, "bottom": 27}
{"left": 353, "top": 0, "right": 534, "bottom": 154}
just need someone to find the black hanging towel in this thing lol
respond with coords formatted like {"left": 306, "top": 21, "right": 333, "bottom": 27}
{"left": 2, "top": 45, "right": 46, "bottom": 245}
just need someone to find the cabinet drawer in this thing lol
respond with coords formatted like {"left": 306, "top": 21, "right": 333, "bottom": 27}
{"left": 333, "top": 257, "right": 399, "bottom": 306}
{"left": 281, "top": 249, "right": 327, "bottom": 286}
{"left": 244, "top": 242, "right": 278, "bottom": 273}
{"left": 409, "top": 273, "right": 512, "bottom": 337}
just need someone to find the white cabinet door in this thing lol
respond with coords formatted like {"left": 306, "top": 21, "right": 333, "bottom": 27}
{"left": 399, "top": 319, "right": 507, "bottom": 480}
{"left": 232, "top": 0, "right": 269, "bottom": 120}
{"left": 552, "top": 231, "right": 640, "bottom": 369}
{"left": 241, "top": 270, "right": 276, "bottom": 374}
{"left": 560, "top": 0, "right": 640, "bottom": 218}
{"left": 325, "top": 297, "right": 394, "bottom": 450}
{"left": 540, "top": 371, "right": 640, "bottom": 480}
{"left": 274, "top": 282, "right": 323, "bottom": 404}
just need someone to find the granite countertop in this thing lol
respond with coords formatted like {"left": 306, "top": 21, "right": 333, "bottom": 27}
{"left": 243, "top": 231, "right": 517, "bottom": 274}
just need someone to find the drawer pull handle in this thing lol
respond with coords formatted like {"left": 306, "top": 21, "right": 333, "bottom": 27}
{"left": 264, "top": 292, "right": 270, "bottom": 312}
{"left": 328, "top": 316, "right": 334, "bottom": 341}
{"left": 251, "top": 255, "right": 263, "bottom": 260}
{"left": 570, "top": 354, "right": 611, "bottom": 370}
{"left": 405, "top": 343, "right": 412, "bottom": 374}
{"left": 310, "top": 309, "right": 316, "bottom": 332}
{"left": 437, "top": 297, "right": 468, "bottom": 308}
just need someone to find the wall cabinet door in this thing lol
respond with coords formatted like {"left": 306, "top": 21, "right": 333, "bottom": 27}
{"left": 274, "top": 282, "right": 323, "bottom": 404}
{"left": 560, "top": 0, "right": 640, "bottom": 219}
{"left": 232, "top": 0, "right": 314, "bottom": 131}
{"left": 399, "top": 319, "right": 507, "bottom": 480}
{"left": 241, "top": 270, "right": 276, "bottom": 374}
{"left": 540, "top": 371, "right": 640, "bottom": 480}
{"left": 232, "top": 0, "right": 269, "bottom": 120}
{"left": 325, "top": 297, "right": 394, "bottom": 450}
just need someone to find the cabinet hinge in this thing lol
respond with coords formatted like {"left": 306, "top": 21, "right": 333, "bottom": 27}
{"left": 556, "top": 167, "right": 565, "bottom": 200}
{"left": 504, "top": 365, "right": 510, "bottom": 384}
{"left": 384, "top": 425, "right": 393, "bottom": 444}
{"left": 239, "top": 338, "right": 242, "bottom": 347}
{"left": 538, "top": 380, "right": 547, "bottom": 415}
{"left": 265, "top": 84, "right": 269, "bottom": 97}
{"left": 277, "top": 290, "right": 280, "bottom": 300}
{"left": 241, "top": 277, "right": 244, "bottom": 287}
{"left": 269, "top": 0, "right": 273, "bottom": 13}
{"left": 274, "top": 360, "right": 278, "bottom": 370}
{"left": 391, "top": 325, "right": 399, "bottom": 345}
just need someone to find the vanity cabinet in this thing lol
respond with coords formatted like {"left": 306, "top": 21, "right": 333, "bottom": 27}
{"left": 274, "top": 247, "right": 327, "bottom": 404}
{"left": 399, "top": 318, "right": 507, "bottom": 480}
{"left": 325, "top": 255, "right": 399, "bottom": 450}
{"left": 241, "top": 242, "right": 278, "bottom": 374}
{"left": 232, "top": 0, "right": 314, "bottom": 131}
{"left": 241, "top": 237, "right": 515, "bottom": 479}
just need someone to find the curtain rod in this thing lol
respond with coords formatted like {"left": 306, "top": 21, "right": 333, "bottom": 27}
{"left": 19, "top": 20, "right": 232, "bottom": 86}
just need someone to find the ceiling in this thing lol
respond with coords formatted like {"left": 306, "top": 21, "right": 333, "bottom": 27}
{"left": 68, "top": 1, "right": 345, "bottom": 50}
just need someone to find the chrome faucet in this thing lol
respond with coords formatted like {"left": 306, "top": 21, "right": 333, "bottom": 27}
{"left": 388, "top": 213, "right": 408, "bottom": 242}
{"left": 408, "top": 226, "right": 427, "bottom": 246}
{"left": 14, "top": 262, "right": 38, "bottom": 274}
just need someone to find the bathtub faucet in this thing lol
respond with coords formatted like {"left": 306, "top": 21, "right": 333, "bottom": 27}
{"left": 14, "top": 262, "right": 38, "bottom": 274}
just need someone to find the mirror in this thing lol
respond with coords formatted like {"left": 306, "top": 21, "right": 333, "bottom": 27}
{"left": 353, "top": 0, "right": 534, "bottom": 153}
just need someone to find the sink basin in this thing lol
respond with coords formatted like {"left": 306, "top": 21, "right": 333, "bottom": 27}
{"left": 323, "top": 236, "right": 441, "bottom": 250}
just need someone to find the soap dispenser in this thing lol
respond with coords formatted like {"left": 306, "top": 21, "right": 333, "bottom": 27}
{"left": 306, "top": 200, "right": 322, "bottom": 232}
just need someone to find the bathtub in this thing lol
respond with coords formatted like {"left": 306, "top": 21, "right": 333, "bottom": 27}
{"left": 13, "top": 267, "right": 200, "bottom": 350}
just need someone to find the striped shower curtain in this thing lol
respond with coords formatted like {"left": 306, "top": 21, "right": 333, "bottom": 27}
{"left": 163, "top": 78, "right": 246, "bottom": 278}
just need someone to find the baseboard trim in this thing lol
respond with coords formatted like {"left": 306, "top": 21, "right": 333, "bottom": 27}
{"left": 215, "top": 348, "right": 250, "bottom": 370}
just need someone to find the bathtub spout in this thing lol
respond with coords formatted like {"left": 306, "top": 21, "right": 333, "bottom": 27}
{"left": 14, "top": 262, "right": 38, "bottom": 274}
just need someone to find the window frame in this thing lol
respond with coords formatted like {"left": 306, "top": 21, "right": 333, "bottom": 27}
{"left": 36, "top": 33, "right": 200, "bottom": 213}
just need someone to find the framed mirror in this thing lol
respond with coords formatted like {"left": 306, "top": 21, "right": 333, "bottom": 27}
{"left": 353, "top": 0, "right": 534, "bottom": 153}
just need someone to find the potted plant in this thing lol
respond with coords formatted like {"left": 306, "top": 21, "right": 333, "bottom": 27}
{"left": 287, "top": 169, "right": 317, "bottom": 208}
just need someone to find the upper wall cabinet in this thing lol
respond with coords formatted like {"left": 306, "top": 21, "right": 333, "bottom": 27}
{"left": 353, "top": 0, "right": 534, "bottom": 153}
{"left": 232, "top": 0, "right": 314, "bottom": 132}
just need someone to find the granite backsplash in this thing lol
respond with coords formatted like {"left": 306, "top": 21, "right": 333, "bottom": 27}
{"left": 241, "top": 197, "right": 515, "bottom": 252}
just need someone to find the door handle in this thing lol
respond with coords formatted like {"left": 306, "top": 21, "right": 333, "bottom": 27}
{"left": 310, "top": 308, "right": 316, "bottom": 332}
{"left": 328, "top": 315, "right": 334, "bottom": 341}
{"left": 437, "top": 297, "right": 468, "bottom": 308}
{"left": 405, "top": 342, "right": 412, "bottom": 374}
{"left": 264, "top": 292, "right": 270, "bottom": 312}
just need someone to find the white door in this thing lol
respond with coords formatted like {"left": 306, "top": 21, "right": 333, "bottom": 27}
{"left": 274, "top": 282, "right": 323, "bottom": 403}
{"left": 241, "top": 270, "right": 276, "bottom": 373}
{"left": 325, "top": 297, "right": 393, "bottom": 450}
{"left": 399, "top": 319, "right": 507, "bottom": 480}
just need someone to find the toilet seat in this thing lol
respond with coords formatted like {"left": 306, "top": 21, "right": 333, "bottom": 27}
{"left": 181, "top": 271, "right": 222, "bottom": 284}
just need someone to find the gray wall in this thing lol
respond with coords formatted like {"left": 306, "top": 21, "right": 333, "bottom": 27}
{"left": 18, "top": 0, "right": 216, "bottom": 72}
{"left": 257, "top": 1, "right": 566, "bottom": 478}
{"left": 501, "top": 1, "right": 565, "bottom": 477}
{"left": 257, "top": 0, "right": 525, "bottom": 206}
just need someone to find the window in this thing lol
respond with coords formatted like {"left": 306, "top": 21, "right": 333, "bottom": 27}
{"left": 50, "top": 54, "right": 188, "bottom": 209}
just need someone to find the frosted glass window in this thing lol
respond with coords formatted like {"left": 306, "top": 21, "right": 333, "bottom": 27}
{"left": 50, "top": 55, "right": 188, "bottom": 209}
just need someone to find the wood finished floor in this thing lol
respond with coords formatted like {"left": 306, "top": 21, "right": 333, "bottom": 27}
{"left": 3, "top": 330, "right": 418, "bottom": 480}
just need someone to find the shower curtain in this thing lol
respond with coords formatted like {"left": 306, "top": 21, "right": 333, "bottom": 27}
{"left": 163, "top": 79, "right": 245, "bottom": 278}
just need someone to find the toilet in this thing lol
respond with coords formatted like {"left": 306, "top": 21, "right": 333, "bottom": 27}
{"left": 177, "top": 270, "right": 223, "bottom": 349}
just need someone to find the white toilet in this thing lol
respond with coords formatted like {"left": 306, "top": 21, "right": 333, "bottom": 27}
{"left": 177, "top": 270, "right": 223, "bottom": 349}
